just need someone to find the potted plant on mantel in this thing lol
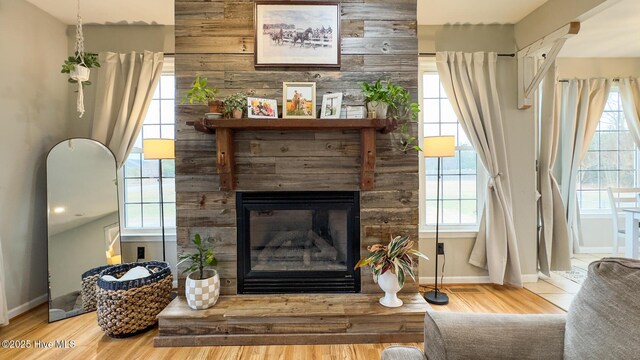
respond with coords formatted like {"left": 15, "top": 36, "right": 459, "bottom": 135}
{"left": 355, "top": 235, "right": 428, "bottom": 308}
{"left": 178, "top": 233, "right": 220, "bottom": 310}
{"left": 360, "top": 79, "right": 421, "bottom": 153}
{"left": 182, "top": 75, "right": 223, "bottom": 117}
{"left": 223, "top": 91, "right": 249, "bottom": 119}
{"left": 360, "top": 79, "right": 390, "bottom": 119}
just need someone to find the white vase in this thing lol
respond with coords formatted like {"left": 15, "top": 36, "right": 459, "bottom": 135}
{"left": 377, "top": 270, "right": 403, "bottom": 307}
{"left": 185, "top": 269, "right": 220, "bottom": 310}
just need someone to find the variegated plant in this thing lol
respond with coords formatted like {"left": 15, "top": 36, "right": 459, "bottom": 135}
{"left": 354, "top": 235, "right": 428, "bottom": 287}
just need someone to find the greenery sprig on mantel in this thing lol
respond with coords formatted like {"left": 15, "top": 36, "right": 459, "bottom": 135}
{"left": 182, "top": 75, "right": 220, "bottom": 105}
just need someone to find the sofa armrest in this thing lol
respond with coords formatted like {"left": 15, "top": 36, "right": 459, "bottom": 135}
{"left": 424, "top": 311, "right": 566, "bottom": 360}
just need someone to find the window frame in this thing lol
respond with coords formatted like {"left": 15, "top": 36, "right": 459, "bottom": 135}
{"left": 577, "top": 85, "right": 639, "bottom": 216}
{"left": 117, "top": 57, "right": 176, "bottom": 237}
{"left": 418, "top": 59, "right": 486, "bottom": 235}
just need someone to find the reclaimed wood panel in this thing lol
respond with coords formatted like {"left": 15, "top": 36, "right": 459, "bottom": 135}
{"left": 155, "top": 294, "right": 429, "bottom": 346}
{"left": 176, "top": 0, "right": 419, "bottom": 295}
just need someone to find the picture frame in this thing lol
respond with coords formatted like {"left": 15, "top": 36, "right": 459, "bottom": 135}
{"left": 254, "top": 1, "right": 341, "bottom": 68}
{"left": 282, "top": 82, "right": 317, "bottom": 119}
{"left": 247, "top": 97, "right": 279, "bottom": 119}
{"left": 320, "top": 93, "right": 343, "bottom": 119}
{"left": 346, "top": 105, "right": 367, "bottom": 119}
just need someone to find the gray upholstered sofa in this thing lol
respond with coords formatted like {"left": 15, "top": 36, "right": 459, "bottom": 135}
{"left": 382, "top": 257, "right": 640, "bottom": 360}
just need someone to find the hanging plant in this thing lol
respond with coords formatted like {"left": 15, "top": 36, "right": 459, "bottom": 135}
{"left": 61, "top": 0, "right": 99, "bottom": 118}
{"left": 61, "top": 52, "right": 100, "bottom": 87}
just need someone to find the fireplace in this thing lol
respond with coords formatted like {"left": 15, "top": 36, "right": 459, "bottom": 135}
{"left": 236, "top": 191, "right": 361, "bottom": 294}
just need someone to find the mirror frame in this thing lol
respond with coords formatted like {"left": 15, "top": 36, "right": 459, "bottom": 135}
{"left": 45, "top": 138, "right": 121, "bottom": 323}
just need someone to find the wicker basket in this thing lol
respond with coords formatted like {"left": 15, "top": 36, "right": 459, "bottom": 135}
{"left": 81, "top": 265, "right": 113, "bottom": 312}
{"left": 96, "top": 261, "right": 173, "bottom": 338}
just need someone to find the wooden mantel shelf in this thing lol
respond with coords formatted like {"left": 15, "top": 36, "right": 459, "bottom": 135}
{"left": 188, "top": 118, "right": 397, "bottom": 191}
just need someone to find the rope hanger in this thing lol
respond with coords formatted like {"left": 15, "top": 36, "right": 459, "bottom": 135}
{"left": 72, "top": 0, "right": 89, "bottom": 117}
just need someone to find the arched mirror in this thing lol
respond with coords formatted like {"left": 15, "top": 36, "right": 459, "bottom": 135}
{"left": 46, "top": 139, "right": 121, "bottom": 322}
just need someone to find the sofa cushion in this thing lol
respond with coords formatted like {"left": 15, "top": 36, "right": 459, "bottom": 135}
{"left": 565, "top": 257, "right": 640, "bottom": 360}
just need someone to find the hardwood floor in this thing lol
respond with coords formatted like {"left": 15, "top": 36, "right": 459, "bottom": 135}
{"left": 0, "top": 285, "right": 564, "bottom": 360}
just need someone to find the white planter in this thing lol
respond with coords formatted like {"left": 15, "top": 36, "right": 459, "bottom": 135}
{"left": 367, "top": 101, "right": 389, "bottom": 119}
{"left": 185, "top": 269, "right": 220, "bottom": 310}
{"left": 377, "top": 270, "right": 403, "bottom": 308}
{"left": 70, "top": 65, "right": 90, "bottom": 83}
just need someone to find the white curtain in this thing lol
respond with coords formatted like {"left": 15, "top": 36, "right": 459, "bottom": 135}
{"left": 91, "top": 51, "right": 164, "bottom": 167}
{"left": 619, "top": 78, "right": 640, "bottom": 148}
{"left": 0, "top": 236, "right": 8, "bottom": 326}
{"left": 558, "top": 79, "right": 612, "bottom": 253}
{"left": 538, "top": 64, "right": 571, "bottom": 276}
{"left": 436, "top": 52, "right": 522, "bottom": 286}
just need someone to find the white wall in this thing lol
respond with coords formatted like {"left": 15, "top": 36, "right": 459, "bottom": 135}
{"left": 418, "top": 25, "right": 538, "bottom": 283}
{"left": 557, "top": 57, "right": 640, "bottom": 79}
{"left": 121, "top": 237, "right": 178, "bottom": 279}
{"left": 0, "top": 0, "right": 70, "bottom": 313}
{"left": 49, "top": 212, "right": 117, "bottom": 299}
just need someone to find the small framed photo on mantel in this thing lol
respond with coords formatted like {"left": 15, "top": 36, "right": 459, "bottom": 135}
{"left": 320, "top": 93, "right": 343, "bottom": 119}
{"left": 283, "top": 82, "right": 316, "bottom": 119}
{"left": 248, "top": 97, "right": 278, "bottom": 119}
{"left": 254, "top": 1, "right": 341, "bottom": 68}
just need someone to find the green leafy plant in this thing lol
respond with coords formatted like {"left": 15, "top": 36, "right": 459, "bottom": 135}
{"left": 223, "top": 91, "right": 249, "bottom": 115}
{"left": 182, "top": 75, "right": 220, "bottom": 105}
{"left": 359, "top": 79, "right": 391, "bottom": 104}
{"left": 360, "top": 79, "right": 421, "bottom": 153}
{"left": 386, "top": 81, "right": 421, "bottom": 153}
{"left": 178, "top": 234, "right": 218, "bottom": 280}
{"left": 354, "top": 235, "right": 428, "bottom": 287}
{"left": 60, "top": 52, "right": 100, "bottom": 86}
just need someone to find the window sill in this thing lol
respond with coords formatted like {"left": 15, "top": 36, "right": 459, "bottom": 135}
{"left": 420, "top": 229, "right": 478, "bottom": 239}
{"left": 121, "top": 229, "right": 177, "bottom": 240}
{"left": 579, "top": 212, "right": 613, "bottom": 219}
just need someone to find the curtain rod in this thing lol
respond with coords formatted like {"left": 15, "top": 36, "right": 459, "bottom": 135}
{"left": 558, "top": 78, "right": 621, "bottom": 83}
{"left": 419, "top": 52, "right": 515, "bottom": 57}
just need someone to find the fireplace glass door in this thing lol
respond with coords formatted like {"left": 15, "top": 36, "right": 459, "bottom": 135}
{"left": 237, "top": 192, "right": 360, "bottom": 294}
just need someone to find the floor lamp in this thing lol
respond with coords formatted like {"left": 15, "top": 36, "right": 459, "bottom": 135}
{"left": 143, "top": 139, "right": 175, "bottom": 261}
{"left": 423, "top": 135, "right": 455, "bottom": 305}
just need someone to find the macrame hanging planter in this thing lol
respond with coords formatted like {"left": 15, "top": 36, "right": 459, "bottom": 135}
{"left": 71, "top": 0, "right": 88, "bottom": 117}
{"left": 61, "top": 0, "right": 99, "bottom": 118}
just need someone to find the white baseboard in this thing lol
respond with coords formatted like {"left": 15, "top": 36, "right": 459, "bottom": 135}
{"left": 419, "top": 274, "right": 538, "bottom": 285}
{"left": 8, "top": 294, "right": 47, "bottom": 320}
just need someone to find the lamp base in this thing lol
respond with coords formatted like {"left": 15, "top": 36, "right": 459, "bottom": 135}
{"left": 424, "top": 290, "right": 449, "bottom": 305}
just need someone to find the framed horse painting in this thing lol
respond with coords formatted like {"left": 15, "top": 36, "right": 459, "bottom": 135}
{"left": 283, "top": 82, "right": 317, "bottom": 119}
{"left": 254, "top": 1, "right": 341, "bottom": 68}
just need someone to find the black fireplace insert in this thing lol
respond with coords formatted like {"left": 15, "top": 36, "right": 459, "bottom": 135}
{"left": 236, "top": 191, "right": 361, "bottom": 294}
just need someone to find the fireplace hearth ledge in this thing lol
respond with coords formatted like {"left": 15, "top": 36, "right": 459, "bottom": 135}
{"left": 154, "top": 293, "right": 430, "bottom": 347}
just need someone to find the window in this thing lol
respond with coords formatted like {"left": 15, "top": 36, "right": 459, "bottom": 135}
{"left": 578, "top": 88, "right": 637, "bottom": 211}
{"left": 421, "top": 72, "right": 482, "bottom": 228}
{"left": 121, "top": 68, "right": 176, "bottom": 232}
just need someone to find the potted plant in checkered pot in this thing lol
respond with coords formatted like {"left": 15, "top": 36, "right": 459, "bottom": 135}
{"left": 178, "top": 233, "right": 220, "bottom": 310}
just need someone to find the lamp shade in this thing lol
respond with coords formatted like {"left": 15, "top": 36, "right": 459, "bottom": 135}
{"left": 143, "top": 139, "right": 175, "bottom": 160}
{"left": 423, "top": 136, "right": 455, "bottom": 158}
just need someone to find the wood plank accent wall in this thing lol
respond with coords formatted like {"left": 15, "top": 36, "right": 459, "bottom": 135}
{"left": 175, "top": 0, "right": 419, "bottom": 295}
